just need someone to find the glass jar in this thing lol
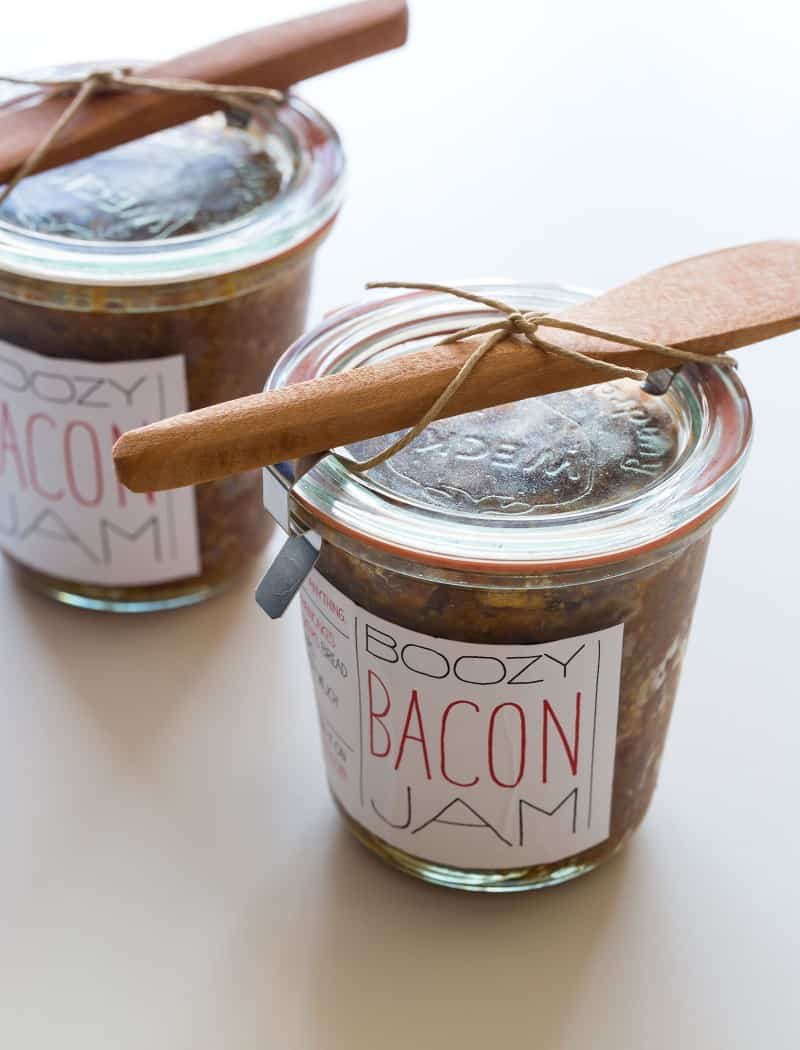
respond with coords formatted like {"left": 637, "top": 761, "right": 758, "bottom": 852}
{"left": 266, "top": 282, "right": 752, "bottom": 892}
{"left": 0, "top": 70, "right": 344, "bottom": 611}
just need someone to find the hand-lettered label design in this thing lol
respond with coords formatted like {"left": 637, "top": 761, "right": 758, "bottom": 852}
{"left": 0, "top": 339, "right": 200, "bottom": 585}
{"left": 301, "top": 570, "right": 623, "bottom": 870}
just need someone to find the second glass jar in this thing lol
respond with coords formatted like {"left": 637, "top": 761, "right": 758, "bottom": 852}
{"left": 0, "top": 78, "right": 344, "bottom": 611}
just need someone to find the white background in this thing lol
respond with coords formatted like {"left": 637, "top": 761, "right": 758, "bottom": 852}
{"left": 1, "top": 2, "right": 799, "bottom": 1047}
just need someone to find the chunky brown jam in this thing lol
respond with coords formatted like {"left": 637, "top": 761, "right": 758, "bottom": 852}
{"left": 316, "top": 528, "right": 711, "bottom": 886}
{"left": 294, "top": 375, "right": 713, "bottom": 886}
{"left": 0, "top": 257, "right": 313, "bottom": 606}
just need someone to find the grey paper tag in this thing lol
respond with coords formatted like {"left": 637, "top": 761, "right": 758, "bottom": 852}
{"left": 255, "top": 533, "right": 321, "bottom": 619}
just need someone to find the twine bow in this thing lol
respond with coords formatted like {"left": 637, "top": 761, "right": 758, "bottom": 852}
{"left": 0, "top": 67, "right": 284, "bottom": 207}
{"left": 336, "top": 281, "right": 737, "bottom": 473}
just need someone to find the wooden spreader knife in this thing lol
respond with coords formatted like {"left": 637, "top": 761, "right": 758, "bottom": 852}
{"left": 113, "top": 240, "right": 800, "bottom": 493}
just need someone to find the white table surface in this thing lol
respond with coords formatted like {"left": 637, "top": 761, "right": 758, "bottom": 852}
{"left": 2, "top": 2, "right": 799, "bottom": 1047}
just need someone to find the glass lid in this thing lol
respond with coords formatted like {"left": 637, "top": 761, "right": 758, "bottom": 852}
{"left": 268, "top": 283, "right": 752, "bottom": 571}
{"left": 0, "top": 65, "right": 345, "bottom": 286}
{"left": 1, "top": 113, "right": 288, "bottom": 242}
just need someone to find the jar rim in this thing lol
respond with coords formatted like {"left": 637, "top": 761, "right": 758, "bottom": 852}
{"left": 267, "top": 282, "right": 753, "bottom": 573}
{"left": 0, "top": 78, "right": 345, "bottom": 290}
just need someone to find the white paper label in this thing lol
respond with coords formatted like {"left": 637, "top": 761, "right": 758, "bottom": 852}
{"left": 0, "top": 338, "right": 200, "bottom": 586}
{"left": 301, "top": 570, "right": 624, "bottom": 870}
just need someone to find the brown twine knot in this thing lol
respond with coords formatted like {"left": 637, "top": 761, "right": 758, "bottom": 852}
{"left": 335, "top": 281, "right": 738, "bottom": 474}
{"left": 0, "top": 67, "right": 284, "bottom": 207}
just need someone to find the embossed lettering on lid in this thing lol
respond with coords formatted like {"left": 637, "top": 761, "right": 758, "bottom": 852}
{"left": 346, "top": 380, "right": 682, "bottom": 519}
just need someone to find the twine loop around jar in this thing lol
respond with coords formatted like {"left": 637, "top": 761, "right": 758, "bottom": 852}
{"left": 334, "top": 281, "right": 738, "bottom": 474}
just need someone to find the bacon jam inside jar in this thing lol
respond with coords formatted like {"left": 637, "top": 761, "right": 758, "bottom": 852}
{"left": 266, "top": 282, "right": 752, "bottom": 892}
{"left": 0, "top": 73, "right": 344, "bottom": 611}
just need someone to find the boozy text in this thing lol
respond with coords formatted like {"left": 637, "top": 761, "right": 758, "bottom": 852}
{"left": 0, "top": 340, "right": 199, "bottom": 586}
